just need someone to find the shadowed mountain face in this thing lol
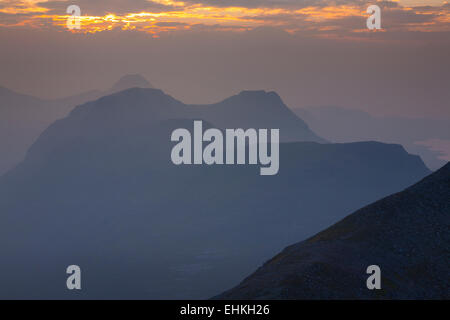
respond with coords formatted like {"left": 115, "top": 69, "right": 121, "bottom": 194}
{"left": 0, "top": 75, "right": 153, "bottom": 176}
{"left": 294, "top": 106, "right": 450, "bottom": 170}
{"left": 0, "top": 88, "right": 430, "bottom": 299}
{"left": 216, "top": 163, "right": 450, "bottom": 300}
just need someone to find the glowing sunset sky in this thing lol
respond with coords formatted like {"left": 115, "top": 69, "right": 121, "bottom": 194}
{"left": 0, "top": 0, "right": 449, "bottom": 35}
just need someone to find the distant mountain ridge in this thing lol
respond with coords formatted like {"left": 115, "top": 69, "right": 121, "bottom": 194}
{"left": 0, "top": 80, "right": 321, "bottom": 176}
{"left": 294, "top": 106, "right": 450, "bottom": 170}
{"left": 29, "top": 87, "right": 324, "bottom": 162}
{"left": 192, "top": 90, "right": 325, "bottom": 143}
{"left": 216, "top": 162, "right": 450, "bottom": 299}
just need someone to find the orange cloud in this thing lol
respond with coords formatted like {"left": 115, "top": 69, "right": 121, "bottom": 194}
{"left": 0, "top": 0, "right": 449, "bottom": 37}
{"left": 295, "top": 5, "right": 362, "bottom": 22}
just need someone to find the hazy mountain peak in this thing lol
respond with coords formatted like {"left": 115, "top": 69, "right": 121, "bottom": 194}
{"left": 219, "top": 89, "right": 294, "bottom": 114}
{"left": 233, "top": 90, "right": 282, "bottom": 104}
{"left": 110, "top": 74, "right": 152, "bottom": 93}
{"left": 202, "top": 89, "right": 326, "bottom": 143}
{"left": 68, "top": 87, "right": 180, "bottom": 120}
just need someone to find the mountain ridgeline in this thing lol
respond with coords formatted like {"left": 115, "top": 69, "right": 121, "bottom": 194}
{"left": 294, "top": 106, "right": 450, "bottom": 170}
{"left": 0, "top": 87, "right": 431, "bottom": 299}
{"left": 216, "top": 163, "right": 450, "bottom": 299}
{"left": 191, "top": 90, "right": 325, "bottom": 143}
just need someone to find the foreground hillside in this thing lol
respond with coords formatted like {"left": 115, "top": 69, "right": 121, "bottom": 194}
{"left": 216, "top": 163, "right": 450, "bottom": 299}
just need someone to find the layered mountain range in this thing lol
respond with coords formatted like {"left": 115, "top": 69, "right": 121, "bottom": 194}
{"left": 0, "top": 87, "right": 430, "bottom": 299}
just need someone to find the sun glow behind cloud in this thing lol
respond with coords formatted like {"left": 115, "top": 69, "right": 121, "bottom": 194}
{"left": 0, "top": 0, "right": 449, "bottom": 36}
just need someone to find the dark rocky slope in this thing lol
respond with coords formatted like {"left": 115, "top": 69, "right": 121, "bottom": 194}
{"left": 216, "top": 163, "right": 450, "bottom": 299}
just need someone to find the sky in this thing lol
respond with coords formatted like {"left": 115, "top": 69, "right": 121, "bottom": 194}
{"left": 1, "top": 0, "right": 448, "bottom": 34}
{"left": 0, "top": 0, "right": 449, "bottom": 118}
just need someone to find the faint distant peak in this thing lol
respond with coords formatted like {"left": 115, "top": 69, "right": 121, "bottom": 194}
{"left": 110, "top": 74, "right": 153, "bottom": 93}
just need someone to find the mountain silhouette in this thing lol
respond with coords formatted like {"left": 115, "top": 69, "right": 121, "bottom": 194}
{"left": 0, "top": 88, "right": 430, "bottom": 299}
{"left": 0, "top": 82, "right": 320, "bottom": 176}
{"left": 192, "top": 90, "right": 325, "bottom": 143}
{"left": 110, "top": 74, "right": 153, "bottom": 92}
{"left": 294, "top": 106, "right": 450, "bottom": 170}
{"left": 27, "top": 88, "right": 325, "bottom": 161}
{"left": 216, "top": 162, "right": 450, "bottom": 299}
{"left": 0, "top": 75, "right": 154, "bottom": 176}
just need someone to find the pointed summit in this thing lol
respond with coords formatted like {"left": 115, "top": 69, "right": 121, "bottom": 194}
{"left": 193, "top": 90, "right": 327, "bottom": 143}
{"left": 110, "top": 74, "right": 153, "bottom": 93}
